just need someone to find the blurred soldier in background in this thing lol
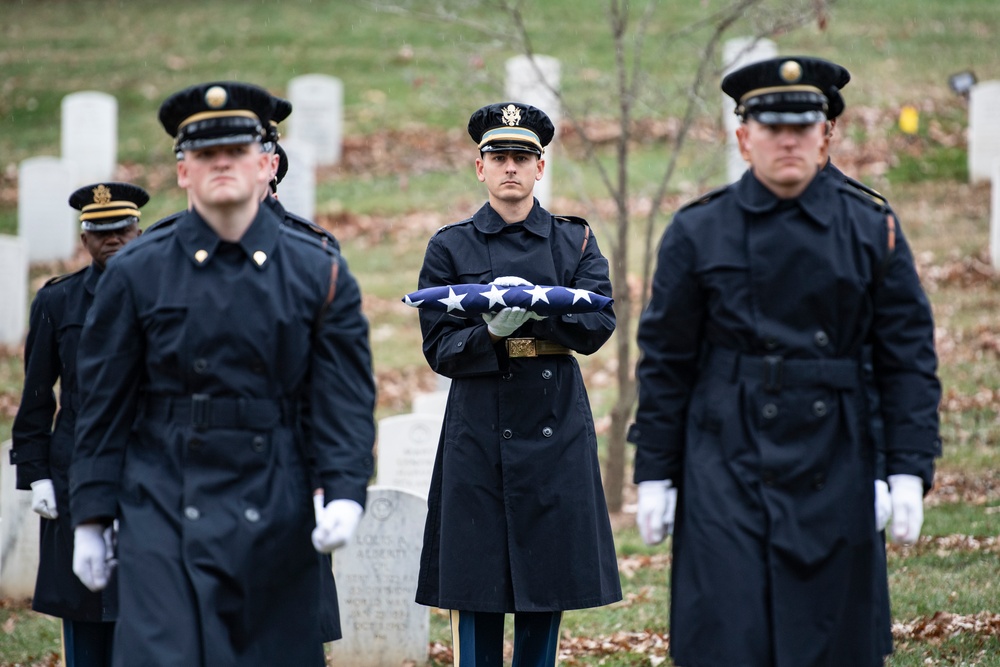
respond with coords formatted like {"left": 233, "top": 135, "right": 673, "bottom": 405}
{"left": 11, "top": 182, "right": 146, "bottom": 667}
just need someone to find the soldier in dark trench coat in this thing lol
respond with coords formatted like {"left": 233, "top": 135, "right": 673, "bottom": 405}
{"left": 10, "top": 182, "right": 146, "bottom": 667}
{"left": 629, "top": 57, "right": 941, "bottom": 667}
{"left": 414, "top": 102, "right": 622, "bottom": 666}
{"left": 68, "top": 81, "right": 376, "bottom": 667}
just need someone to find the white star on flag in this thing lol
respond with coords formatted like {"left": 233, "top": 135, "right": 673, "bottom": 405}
{"left": 437, "top": 286, "right": 467, "bottom": 312}
{"left": 479, "top": 284, "right": 509, "bottom": 309}
{"left": 403, "top": 294, "right": 425, "bottom": 307}
{"left": 525, "top": 285, "right": 553, "bottom": 306}
{"left": 567, "top": 288, "right": 593, "bottom": 305}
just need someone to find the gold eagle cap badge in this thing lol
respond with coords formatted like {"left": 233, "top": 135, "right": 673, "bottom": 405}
{"left": 779, "top": 60, "right": 803, "bottom": 83}
{"left": 205, "top": 85, "right": 228, "bottom": 109}
{"left": 92, "top": 184, "right": 112, "bottom": 205}
{"left": 501, "top": 104, "right": 522, "bottom": 126}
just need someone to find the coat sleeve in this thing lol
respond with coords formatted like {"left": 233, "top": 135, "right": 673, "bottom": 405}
{"left": 417, "top": 234, "right": 502, "bottom": 379}
{"left": 70, "top": 265, "right": 143, "bottom": 525}
{"left": 869, "top": 218, "right": 941, "bottom": 490}
{"left": 528, "top": 225, "right": 616, "bottom": 355}
{"left": 629, "top": 218, "right": 705, "bottom": 484}
{"left": 310, "top": 255, "right": 376, "bottom": 507}
{"left": 10, "top": 290, "right": 59, "bottom": 489}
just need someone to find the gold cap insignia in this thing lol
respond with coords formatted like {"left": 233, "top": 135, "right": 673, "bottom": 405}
{"left": 253, "top": 251, "right": 267, "bottom": 266}
{"left": 195, "top": 249, "right": 209, "bottom": 263}
{"left": 92, "top": 184, "right": 112, "bottom": 205}
{"left": 501, "top": 104, "right": 522, "bottom": 127}
{"left": 779, "top": 60, "right": 802, "bottom": 83}
{"left": 205, "top": 86, "right": 228, "bottom": 109}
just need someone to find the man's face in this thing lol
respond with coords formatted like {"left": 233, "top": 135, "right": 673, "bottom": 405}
{"left": 81, "top": 223, "right": 141, "bottom": 270}
{"left": 475, "top": 150, "right": 544, "bottom": 205}
{"left": 737, "top": 119, "right": 829, "bottom": 197}
{"left": 177, "top": 143, "right": 270, "bottom": 210}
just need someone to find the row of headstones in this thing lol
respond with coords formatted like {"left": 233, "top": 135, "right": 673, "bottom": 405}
{"left": 0, "top": 385, "right": 448, "bottom": 666}
{"left": 0, "top": 56, "right": 561, "bottom": 349}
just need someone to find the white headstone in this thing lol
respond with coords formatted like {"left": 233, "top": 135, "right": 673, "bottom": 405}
{"left": 18, "top": 157, "right": 78, "bottom": 263}
{"left": 329, "top": 486, "right": 429, "bottom": 667}
{"left": 0, "top": 440, "right": 40, "bottom": 600}
{"left": 505, "top": 55, "right": 561, "bottom": 209}
{"left": 287, "top": 75, "right": 344, "bottom": 166}
{"left": 275, "top": 139, "right": 317, "bottom": 222}
{"left": 376, "top": 413, "right": 441, "bottom": 499}
{"left": 61, "top": 91, "right": 117, "bottom": 187}
{"left": 0, "top": 236, "right": 28, "bottom": 346}
{"left": 412, "top": 390, "right": 449, "bottom": 418}
{"left": 722, "top": 38, "right": 778, "bottom": 183}
{"left": 991, "top": 158, "right": 1000, "bottom": 267}
{"left": 969, "top": 81, "right": 1000, "bottom": 183}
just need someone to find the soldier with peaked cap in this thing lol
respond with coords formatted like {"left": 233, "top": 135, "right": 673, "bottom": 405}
{"left": 69, "top": 81, "right": 376, "bottom": 667}
{"left": 629, "top": 56, "right": 940, "bottom": 666}
{"left": 414, "top": 102, "right": 622, "bottom": 667}
{"left": 11, "top": 182, "right": 146, "bottom": 667}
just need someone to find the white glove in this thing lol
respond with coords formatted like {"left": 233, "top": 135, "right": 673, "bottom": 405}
{"left": 311, "top": 498, "right": 363, "bottom": 553}
{"left": 483, "top": 307, "right": 532, "bottom": 338}
{"left": 874, "top": 479, "right": 892, "bottom": 532}
{"left": 636, "top": 480, "right": 677, "bottom": 546}
{"left": 888, "top": 474, "right": 924, "bottom": 545}
{"left": 73, "top": 524, "right": 111, "bottom": 592}
{"left": 491, "top": 276, "right": 531, "bottom": 287}
{"left": 30, "top": 479, "right": 58, "bottom": 520}
{"left": 488, "top": 276, "right": 547, "bottom": 321}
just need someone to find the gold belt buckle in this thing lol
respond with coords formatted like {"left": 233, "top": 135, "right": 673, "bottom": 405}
{"left": 507, "top": 337, "right": 537, "bottom": 358}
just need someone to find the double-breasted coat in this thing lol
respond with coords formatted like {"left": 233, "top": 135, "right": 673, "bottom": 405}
{"left": 414, "top": 200, "right": 622, "bottom": 613}
{"left": 70, "top": 206, "right": 376, "bottom": 667}
{"left": 10, "top": 265, "right": 118, "bottom": 622}
{"left": 629, "top": 169, "right": 940, "bottom": 667}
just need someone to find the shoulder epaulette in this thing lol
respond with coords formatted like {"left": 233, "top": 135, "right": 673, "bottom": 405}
{"left": 554, "top": 215, "right": 590, "bottom": 226}
{"left": 43, "top": 266, "right": 87, "bottom": 287}
{"left": 279, "top": 223, "right": 340, "bottom": 258}
{"left": 282, "top": 213, "right": 340, "bottom": 250}
{"left": 432, "top": 217, "right": 474, "bottom": 237}
{"left": 837, "top": 177, "right": 890, "bottom": 212}
{"left": 678, "top": 184, "right": 729, "bottom": 212}
{"left": 144, "top": 211, "right": 185, "bottom": 235}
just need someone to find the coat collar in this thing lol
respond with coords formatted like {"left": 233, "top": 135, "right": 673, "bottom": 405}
{"left": 735, "top": 168, "right": 832, "bottom": 227}
{"left": 176, "top": 203, "right": 282, "bottom": 270}
{"left": 471, "top": 199, "right": 551, "bottom": 238}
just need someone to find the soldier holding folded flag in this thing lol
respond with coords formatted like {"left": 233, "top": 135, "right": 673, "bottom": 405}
{"left": 413, "top": 101, "right": 622, "bottom": 667}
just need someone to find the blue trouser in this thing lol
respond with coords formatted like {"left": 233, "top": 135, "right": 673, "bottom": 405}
{"left": 63, "top": 619, "right": 114, "bottom": 667}
{"left": 450, "top": 610, "right": 561, "bottom": 667}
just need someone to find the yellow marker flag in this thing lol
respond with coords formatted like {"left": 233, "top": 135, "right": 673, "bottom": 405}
{"left": 899, "top": 106, "right": 919, "bottom": 135}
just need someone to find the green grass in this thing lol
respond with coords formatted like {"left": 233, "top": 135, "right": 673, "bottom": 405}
{"left": 3, "top": 0, "right": 1000, "bottom": 665}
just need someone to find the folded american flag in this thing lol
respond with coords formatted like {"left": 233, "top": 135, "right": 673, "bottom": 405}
{"left": 402, "top": 283, "right": 612, "bottom": 316}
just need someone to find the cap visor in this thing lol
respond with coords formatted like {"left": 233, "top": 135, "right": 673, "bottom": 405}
{"left": 481, "top": 142, "right": 542, "bottom": 155}
{"left": 178, "top": 134, "right": 261, "bottom": 152}
{"left": 82, "top": 216, "right": 139, "bottom": 232}
{"left": 750, "top": 110, "right": 827, "bottom": 125}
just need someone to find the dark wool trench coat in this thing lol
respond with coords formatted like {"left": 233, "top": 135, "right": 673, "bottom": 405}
{"left": 70, "top": 207, "right": 376, "bottom": 667}
{"left": 10, "top": 264, "right": 118, "bottom": 622}
{"left": 415, "top": 200, "right": 623, "bottom": 612}
{"left": 629, "top": 169, "right": 941, "bottom": 667}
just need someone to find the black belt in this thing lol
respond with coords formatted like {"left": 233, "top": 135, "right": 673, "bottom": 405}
{"left": 143, "top": 394, "right": 298, "bottom": 430}
{"left": 704, "top": 347, "right": 859, "bottom": 392}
